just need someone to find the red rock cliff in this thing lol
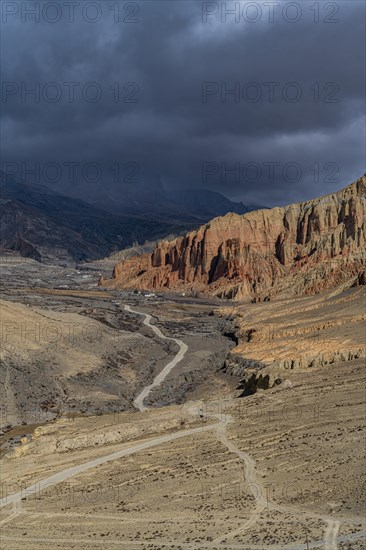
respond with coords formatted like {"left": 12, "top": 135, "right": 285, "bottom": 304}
{"left": 102, "top": 175, "right": 366, "bottom": 300}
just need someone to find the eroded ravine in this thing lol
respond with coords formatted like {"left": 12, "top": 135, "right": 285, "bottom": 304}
{"left": 1, "top": 304, "right": 365, "bottom": 549}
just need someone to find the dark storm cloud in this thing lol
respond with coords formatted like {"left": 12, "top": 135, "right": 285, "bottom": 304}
{"left": 1, "top": 0, "right": 365, "bottom": 206}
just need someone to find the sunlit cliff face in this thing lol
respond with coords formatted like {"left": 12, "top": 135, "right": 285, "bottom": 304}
{"left": 103, "top": 176, "right": 366, "bottom": 300}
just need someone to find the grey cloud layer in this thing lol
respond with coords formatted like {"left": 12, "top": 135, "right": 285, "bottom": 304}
{"left": 1, "top": 0, "right": 365, "bottom": 206}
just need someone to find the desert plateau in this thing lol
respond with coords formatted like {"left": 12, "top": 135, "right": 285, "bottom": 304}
{"left": 1, "top": 177, "right": 365, "bottom": 549}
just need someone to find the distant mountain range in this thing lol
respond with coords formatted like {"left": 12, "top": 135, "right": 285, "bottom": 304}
{"left": 59, "top": 174, "right": 260, "bottom": 219}
{"left": 0, "top": 171, "right": 261, "bottom": 263}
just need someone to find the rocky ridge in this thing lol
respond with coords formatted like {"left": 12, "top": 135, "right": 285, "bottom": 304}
{"left": 101, "top": 175, "right": 366, "bottom": 301}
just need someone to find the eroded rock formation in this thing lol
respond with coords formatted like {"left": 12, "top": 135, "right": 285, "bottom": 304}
{"left": 102, "top": 175, "right": 366, "bottom": 300}
{"left": 219, "top": 283, "right": 366, "bottom": 394}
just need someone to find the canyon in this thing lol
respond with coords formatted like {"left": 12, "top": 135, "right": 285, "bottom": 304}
{"left": 0, "top": 233, "right": 365, "bottom": 548}
{"left": 1, "top": 177, "right": 365, "bottom": 549}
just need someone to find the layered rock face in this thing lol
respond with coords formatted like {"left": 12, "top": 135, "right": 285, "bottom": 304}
{"left": 219, "top": 284, "right": 366, "bottom": 393}
{"left": 102, "top": 175, "right": 366, "bottom": 300}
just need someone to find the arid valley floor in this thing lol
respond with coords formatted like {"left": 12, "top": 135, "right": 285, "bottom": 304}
{"left": 0, "top": 257, "right": 365, "bottom": 549}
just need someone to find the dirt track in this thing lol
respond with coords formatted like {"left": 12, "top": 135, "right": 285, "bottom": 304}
{"left": 1, "top": 302, "right": 365, "bottom": 549}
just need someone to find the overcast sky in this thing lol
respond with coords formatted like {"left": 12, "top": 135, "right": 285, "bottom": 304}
{"left": 1, "top": 0, "right": 365, "bottom": 206}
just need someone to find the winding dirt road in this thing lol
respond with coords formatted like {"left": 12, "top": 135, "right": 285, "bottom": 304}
{"left": 2, "top": 304, "right": 365, "bottom": 549}
{"left": 125, "top": 304, "right": 188, "bottom": 412}
{"left": 0, "top": 423, "right": 216, "bottom": 510}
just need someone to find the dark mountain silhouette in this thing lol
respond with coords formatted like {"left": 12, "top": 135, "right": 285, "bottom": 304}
{"left": 0, "top": 172, "right": 263, "bottom": 263}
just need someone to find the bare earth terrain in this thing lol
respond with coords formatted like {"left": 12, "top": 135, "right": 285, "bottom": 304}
{"left": 0, "top": 257, "right": 365, "bottom": 549}
{"left": 221, "top": 283, "right": 365, "bottom": 394}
